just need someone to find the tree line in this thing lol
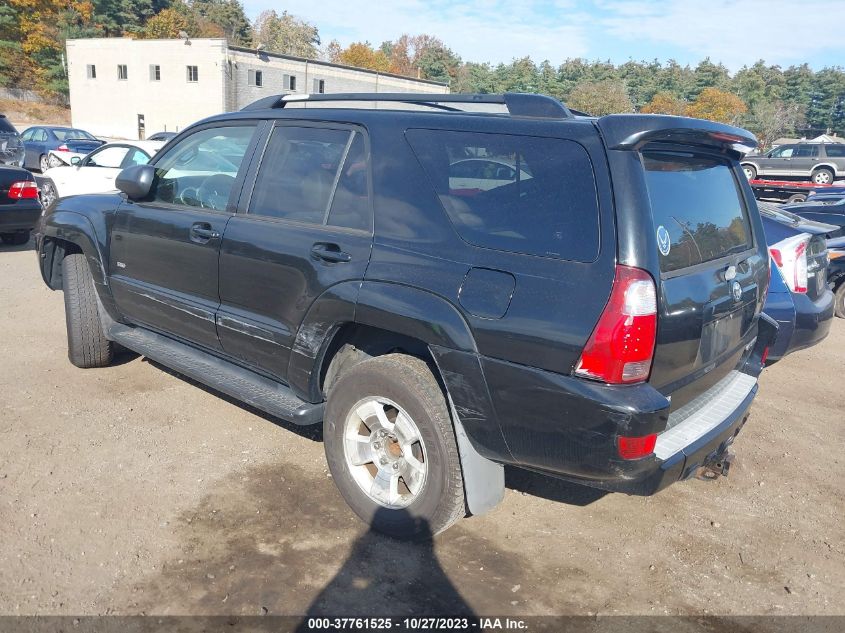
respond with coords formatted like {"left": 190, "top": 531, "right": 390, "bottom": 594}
{"left": 1, "top": 0, "right": 843, "bottom": 146}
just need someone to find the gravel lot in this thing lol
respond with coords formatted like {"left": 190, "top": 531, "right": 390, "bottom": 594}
{"left": 1, "top": 238, "right": 843, "bottom": 617}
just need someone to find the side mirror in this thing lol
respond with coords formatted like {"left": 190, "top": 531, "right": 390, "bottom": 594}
{"left": 71, "top": 156, "right": 81, "bottom": 166}
{"left": 116, "top": 164, "right": 155, "bottom": 200}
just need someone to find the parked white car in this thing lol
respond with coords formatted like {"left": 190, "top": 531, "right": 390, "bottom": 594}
{"left": 40, "top": 141, "right": 164, "bottom": 208}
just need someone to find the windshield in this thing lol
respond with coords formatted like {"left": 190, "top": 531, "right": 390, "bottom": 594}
{"left": 53, "top": 129, "right": 96, "bottom": 141}
{"left": 644, "top": 151, "right": 752, "bottom": 272}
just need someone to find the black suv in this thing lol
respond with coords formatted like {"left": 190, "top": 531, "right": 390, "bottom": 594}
{"left": 35, "top": 93, "right": 775, "bottom": 539}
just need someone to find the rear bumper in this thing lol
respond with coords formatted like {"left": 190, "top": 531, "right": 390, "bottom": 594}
{"left": 432, "top": 318, "right": 776, "bottom": 497}
{"left": 765, "top": 288, "right": 833, "bottom": 363}
{"left": 0, "top": 202, "right": 42, "bottom": 232}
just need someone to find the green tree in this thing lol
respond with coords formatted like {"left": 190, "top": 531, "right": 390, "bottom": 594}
{"left": 691, "top": 57, "right": 730, "bottom": 97}
{"left": 252, "top": 9, "right": 320, "bottom": 58}
{"left": 190, "top": 0, "right": 250, "bottom": 45}
{"left": 567, "top": 79, "right": 633, "bottom": 116}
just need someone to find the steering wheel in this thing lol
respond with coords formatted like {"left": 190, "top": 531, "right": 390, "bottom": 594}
{"left": 196, "top": 174, "right": 236, "bottom": 210}
{"left": 177, "top": 186, "right": 202, "bottom": 207}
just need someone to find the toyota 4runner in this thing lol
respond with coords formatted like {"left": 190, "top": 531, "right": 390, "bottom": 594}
{"left": 35, "top": 93, "right": 776, "bottom": 539}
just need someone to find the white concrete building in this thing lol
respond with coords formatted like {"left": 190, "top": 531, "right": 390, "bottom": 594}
{"left": 66, "top": 38, "right": 449, "bottom": 140}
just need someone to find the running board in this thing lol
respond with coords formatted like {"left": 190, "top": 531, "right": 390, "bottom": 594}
{"left": 109, "top": 325, "right": 324, "bottom": 425}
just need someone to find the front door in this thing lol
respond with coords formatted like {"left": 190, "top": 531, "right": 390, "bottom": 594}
{"left": 109, "top": 123, "right": 259, "bottom": 351}
{"left": 217, "top": 122, "right": 373, "bottom": 382}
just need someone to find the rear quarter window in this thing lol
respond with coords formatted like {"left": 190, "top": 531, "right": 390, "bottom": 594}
{"left": 406, "top": 129, "right": 600, "bottom": 262}
{"left": 644, "top": 152, "right": 752, "bottom": 273}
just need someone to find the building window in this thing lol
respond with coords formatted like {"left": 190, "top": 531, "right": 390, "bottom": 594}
{"left": 313, "top": 78, "right": 325, "bottom": 94}
{"left": 149, "top": 64, "right": 160, "bottom": 81}
{"left": 283, "top": 74, "right": 296, "bottom": 91}
{"left": 86, "top": 64, "right": 96, "bottom": 79}
{"left": 186, "top": 65, "right": 198, "bottom": 82}
{"left": 117, "top": 64, "right": 128, "bottom": 80}
{"left": 248, "top": 69, "right": 263, "bottom": 87}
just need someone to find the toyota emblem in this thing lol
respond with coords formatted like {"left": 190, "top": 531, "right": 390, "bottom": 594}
{"left": 731, "top": 281, "right": 742, "bottom": 302}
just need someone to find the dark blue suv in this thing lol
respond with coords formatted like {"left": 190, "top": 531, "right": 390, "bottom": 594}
{"left": 35, "top": 93, "right": 775, "bottom": 538}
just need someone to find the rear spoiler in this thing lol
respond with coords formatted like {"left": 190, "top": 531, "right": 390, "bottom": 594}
{"left": 596, "top": 114, "right": 757, "bottom": 158}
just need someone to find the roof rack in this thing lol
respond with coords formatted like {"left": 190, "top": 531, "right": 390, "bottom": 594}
{"left": 241, "top": 92, "right": 574, "bottom": 120}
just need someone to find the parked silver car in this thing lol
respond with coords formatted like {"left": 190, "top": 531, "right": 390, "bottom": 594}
{"left": 741, "top": 143, "right": 845, "bottom": 184}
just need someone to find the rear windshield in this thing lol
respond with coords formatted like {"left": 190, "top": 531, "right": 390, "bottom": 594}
{"left": 0, "top": 117, "right": 16, "bottom": 134}
{"left": 644, "top": 152, "right": 752, "bottom": 272}
{"left": 53, "top": 129, "right": 95, "bottom": 141}
{"left": 407, "top": 129, "right": 600, "bottom": 262}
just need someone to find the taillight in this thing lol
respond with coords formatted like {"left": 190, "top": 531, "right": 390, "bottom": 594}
{"left": 574, "top": 265, "right": 658, "bottom": 384}
{"left": 761, "top": 346, "right": 770, "bottom": 365}
{"left": 57, "top": 144, "right": 69, "bottom": 152}
{"left": 618, "top": 434, "right": 657, "bottom": 460}
{"left": 8, "top": 181, "right": 38, "bottom": 200}
{"left": 769, "top": 235, "right": 810, "bottom": 294}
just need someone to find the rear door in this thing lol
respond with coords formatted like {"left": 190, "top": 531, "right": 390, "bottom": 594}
{"left": 790, "top": 144, "right": 819, "bottom": 177}
{"left": 216, "top": 121, "right": 373, "bottom": 382}
{"left": 109, "top": 123, "right": 259, "bottom": 351}
{"left": 643, "top": 150, "right": 768, "bottom": 408}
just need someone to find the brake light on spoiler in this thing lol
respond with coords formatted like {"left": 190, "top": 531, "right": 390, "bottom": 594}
{"left": 574, "top": 265, "right": 658, "bottom": 384}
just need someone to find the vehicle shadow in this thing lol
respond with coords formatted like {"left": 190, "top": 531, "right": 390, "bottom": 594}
{"left": 141, "top": 357, "right": 323, "bottom": 442}
{"left": 297, "top": 509, "right": 475, "bottom": 622}
{"left": 0, "top": 235, "right": 34, "bottom": 253}
{"left": 505, "top": 466, "right": 607, "bottom": 506}
{"left": 138, "top": 357, "right": 607, "bottom": 501}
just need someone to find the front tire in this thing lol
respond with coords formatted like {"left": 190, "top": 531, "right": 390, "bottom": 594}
{"left": 41, "top": 178, "right": 59, "bottom": 210}
{"left": 62, "top": 253, "right": 114, "bottom": 368}
{"left": 39, "top": 154, "right": 49, "bottom": 173}
{"left": 324, "top": 354, "right": 465, "bottom": 539}
{"left": 834, "top": 282, "right": 845, "bottom": 319}
{"left": 742, "top": 164, "right": 757, "bottom": 180}
{"left": 812, "top": 167, "right": 834, "bottom": 185}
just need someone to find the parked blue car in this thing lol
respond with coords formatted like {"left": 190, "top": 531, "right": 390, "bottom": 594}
{"left": 759, "top": 202, "right": 835, "bottom": 364}
{"left": 19, "top": 126, "right": 103, "bottom": 173}
{"left": 783, "top": 197, "right": 845, "bottom": 239}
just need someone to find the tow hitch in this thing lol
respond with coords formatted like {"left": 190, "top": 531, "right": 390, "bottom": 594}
{"left": 695, "top": 451, "right": 734, "bottom": 481}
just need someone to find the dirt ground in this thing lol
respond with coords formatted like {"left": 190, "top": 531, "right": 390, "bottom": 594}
{"left": 0, "top": 237, "right": 843, "bottom": 618}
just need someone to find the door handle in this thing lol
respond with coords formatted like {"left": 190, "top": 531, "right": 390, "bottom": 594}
{"left": 311, "top": 243, "right": 351, "bottom": 263}
{"left": 190, "top": 223, "right": 220, "bottom": 241}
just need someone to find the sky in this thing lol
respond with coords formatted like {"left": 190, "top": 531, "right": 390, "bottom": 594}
{"left": 241, "top": 0, "right": 845, "bottom": 73}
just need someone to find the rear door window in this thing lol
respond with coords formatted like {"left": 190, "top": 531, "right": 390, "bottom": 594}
{"left": 406, "top": 129, "right": 599, "bottom": 262}
{"left": 643, "top": 152, "right": 752, "bottom": 273}
{"left": 824, "top": 145, "right": 845, "bottom": 158}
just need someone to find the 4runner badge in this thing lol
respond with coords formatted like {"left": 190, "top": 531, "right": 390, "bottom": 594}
{"left": 656, "top": 225, "right": 671, "bottom": 256}
{"left": 731, "top": 281, "right": 742, "bottom": 302}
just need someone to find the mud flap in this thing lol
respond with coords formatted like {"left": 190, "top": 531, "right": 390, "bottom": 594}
{"left": 447, "top": 395, "right": 505, "bottom": 516}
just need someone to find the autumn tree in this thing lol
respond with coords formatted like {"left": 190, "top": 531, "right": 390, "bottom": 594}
{"left": 685, "top": 87, "right": 747, "bottom": 124}
{"left": 567, "top": 79, "right": 633, "bottom": 116}
{"left": 189, "top": 0, "right": 250, "bottom": 45}
{"left": 640, "top": 91, "right": 687, "bottom": 116}
{"left": 378, "top": 34, "right": 460, "bottom": 82}
{"left": 142, "top": 7, "right": 190, "bottom": 38}
{"left": 252, "top": 9, "right": 319, "bottom": 58}
{"left": 335, "top": 42, "right": 390, "bottom": 72}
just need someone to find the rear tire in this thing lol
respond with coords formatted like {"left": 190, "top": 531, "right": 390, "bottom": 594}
{"left": 812, "top": 167, "right": 834, "bottom": 185}
{"left": 742, "top": 164, "right": 757, "bottom": 180}
{"left": 786, "top": 193, "right": 807, "bottom": 204}
{"left": 0, "top": 231, "right": 29, "bottom": 245}
{"left": 323, "top": 354, "right": 465, "bottom": 540}
{"left": 62, "top": 253, "right": 114, "bottom": 368}
{"left": 834, "top": 282, "right": 845, "bottom": 319}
